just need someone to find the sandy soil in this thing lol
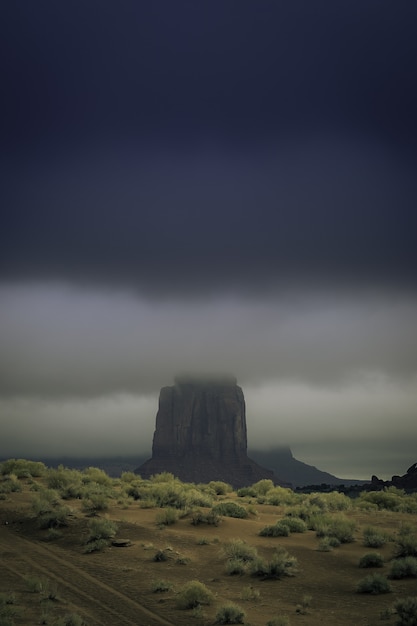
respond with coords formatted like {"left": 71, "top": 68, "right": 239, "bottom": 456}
{"left": 1, "top": 484, "right": 416, "bottom": 626}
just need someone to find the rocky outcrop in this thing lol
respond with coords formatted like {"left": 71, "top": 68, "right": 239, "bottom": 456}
{"left": 136, "top": 376, "right": 285, "bottom": 488}
{"left": 371, "top": 462, "right": 417, "bottom": 491}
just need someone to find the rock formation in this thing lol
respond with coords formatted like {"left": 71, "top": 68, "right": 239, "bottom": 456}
{"left": 136, "top": 376, "right": 285, "bottom": 488}
{"left": 371, "top": 462, "right": 417, "bottom": 491}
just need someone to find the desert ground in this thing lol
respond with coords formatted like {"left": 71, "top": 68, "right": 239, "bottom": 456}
{"left": 1, "top": 462, "right": 416, "bottom": 626}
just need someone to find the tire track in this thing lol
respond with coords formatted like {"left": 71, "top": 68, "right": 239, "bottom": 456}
{"left": 0, "top": 530, "right": 176, "bottom": 626}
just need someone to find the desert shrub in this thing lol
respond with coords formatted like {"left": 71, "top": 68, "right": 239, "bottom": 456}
{"left": 222, "top": 539, "right": 258, "bottom": 562}
{"left": 215, "top": 602, "right": 246, "bottom": 624}
{"left": 315, "top": 514, "right": 356, "bottom": 543}
{"left": 359, "top": 489, "right": 403, "bottom": 511}
{"left": 155, "top": 507, "right": 179, "bottom": 526}
{"left": 265, "top": 617, "right": 290, "bottom": 626}
{"left": 250, "top": 547, "right": 297, "bottom": 580}
{"left": 150, "top": 472, "right": 177, "bottom": 482}
{"left": 240, "top": 585, "right": 260, "bottom": 601}
{"left": 32, "top": 494, "right": 72, "bottom": 529}
{"left": 81, "top": 467, "right": 112, "bottom": 486}
{"left": 190, "top": 509, "right": 220, "bottom": 526}
{"left": 0, "top": 458, "right": 46, "bottom": 478}
{"left": 394, "top": 529, "right": 417, "bottom": 558}
{"left": 388, "top": 557, "right": 417, "bottom": 579}
{"left": 120, "top": 471, "right": 137, "bottom": 482}
{"left": 281, "top": 516, "right": 307, "bottom": 533}
{"left": 213, "top": 502, "right": 248, "bottom": 519}
{"left": 47, "top": 466, "right": 82, "bottom": 490}
{"left": 266, "top": 487, "right": 298, "bottom": 506}
{"left": 184, "top": 488, "right": 213, "bottom": 508}
{"left": 251, "top": 479, "right": 274, "bottom": 496}
{"left": 208, "top": 481, "right": 232, "bottom": 495}
{"left": 0, "top": 476, "right": 22, "bottom": 494}
{"left": 363, "top": 526, "right": 388, "bottom": 548}
{"left": 393, "top": 596, "right": 417, "bottom": 626}
{"left": 359, "top": 552, "right": 384, "bottom": 568}
{"left": 81, "top": 493, "right": 109, "bottom": 516}
{"left": 83, "top": 538, "right": 109, "bottom": 553}
{"left": 151, "top": 579, "right": 173, "bottom": 593}
{"left": 317, "top": 536, "right": 341, "bottom": 551}
{"left": 237, "top": 487, "right": 256, "bottom": 498}
{"left": 225, "top": 558, "right": 248, "bottom": 576}
{"left": 259, "top": 522, "right": 290, "bottom": 537}
{"left": 176, "top": 580, "right": 214, "bottom": 609}
{"left": 86, "top": 517, "right": 117, "bottom": 542}
{"left": 356, "top": 573, "right": 391, "bottom": 594}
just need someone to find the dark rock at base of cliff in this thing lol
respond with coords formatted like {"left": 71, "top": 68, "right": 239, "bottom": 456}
{"left": 371, "top": 462, "right": 417, "bottom": 491}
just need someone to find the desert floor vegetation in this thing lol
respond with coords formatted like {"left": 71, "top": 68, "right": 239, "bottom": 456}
{"left": 1, "top": 459, "right": 417, "bottom": 625}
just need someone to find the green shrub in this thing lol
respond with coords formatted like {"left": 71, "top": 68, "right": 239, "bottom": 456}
{"left": 225, "top": 558, "right": 248, "bottom": 576}
{"left": 359, "top": 489, "right": 403, "bottom": 511}
{"left": 315, "top": 514, "right": 356, "bottom": 543}
{"left": 151, "top": 579, "right": 173, "bottom": 593}
{"left": 213, "top": 502, "right": 248, "bottom": 519}
{"left": 240, "top": 585, "right": 260, "bottom": 601}
{"left": 388, "top": 557, "right": 417, "bottom": 579}
{"left": 393, "top": 596, "right": 417, "bottom": 626}
{"left": 190, "top": 509, "right": 220, "bottom": 526}
{"left": 176, "top": 580, "right": 214, "bottom": 609}
{"left": 281, "top": 517, "right": 307, "bottom": 533}
{"left": 259, "top": 521, "right": 290, "bottom": 537}
{"left": 155, "top": 507, "right": 179, "bottom": 526}
{"left": 266, "top": 487, "right": 298, "bottom": 506}
{"left": 250, "top": 547, "right": 297, "bottom": 580}
{"left": 208, "top": 481, "right": 232, "bottom": 495}
{"left": 81, "top": 493, "right": 109, "bottom": 516}
{"left": 0, "top": 476, "right": 22, "bottom": 494}
{"left": 222, "top": 539, "right": 258, "bottom": 562}
{"left": 83, "top": 539, "right": 109, "bottom": 553}
{"left": 0, "top": 458, "right": 46, "bottom": 478}
{"left": 356, "top": 573, "right": 391, "bottom": 594}
{"left": 317, "top": 536, "right": 340, "bottom": 551}
{"left": 215, "top": 602, "right": 246, "bottom": 624}
{"left": 251, "top": 479, "right": 274, "bottom": 496}
{"left": 86, "top": 518, "right": 117, "bottom": 542}
{"left": 47, "top": 466, "right": 82, "bottom": 490}
{"left": 363, "top": 526, "right": 388, "bottom": 548}
{"left": 359, "top": 552, "right": 384, "bottom": 568}
{"left": 237, "top": 487, "right": 256, "bottom": 498}
{"left": 394, "top": 532, "right": 417, "bottom": 558}
{"left": 82, "top": 467, "right": 112, "bottom": 486}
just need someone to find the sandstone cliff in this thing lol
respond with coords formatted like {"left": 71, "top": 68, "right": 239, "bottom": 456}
{"left": 136, "top": 376, "right": 285, "bottom": 488}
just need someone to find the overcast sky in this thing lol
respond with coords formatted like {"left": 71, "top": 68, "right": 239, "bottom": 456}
{"left": 1, "top": 1, "right": 416, "bottom": 480}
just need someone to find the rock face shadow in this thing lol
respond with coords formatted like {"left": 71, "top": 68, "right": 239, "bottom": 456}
{"left": 136, "top": 376, "right": 285, "bottom": 488}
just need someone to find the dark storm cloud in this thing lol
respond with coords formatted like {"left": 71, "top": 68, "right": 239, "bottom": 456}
{"left": 2, "top": 137, "right": 417, "bottom": 295}
{"left": 1, "top": 1, "right": 417, "bottom": 295}
{"left": 1, "top": 2, "right": 416, "bottom": 480}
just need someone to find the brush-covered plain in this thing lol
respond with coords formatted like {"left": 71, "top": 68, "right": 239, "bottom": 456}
{"left": 1, "top": 460, "right": 417, "bottom": 625}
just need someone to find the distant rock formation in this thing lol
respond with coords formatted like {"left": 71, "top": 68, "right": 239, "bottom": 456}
{"left": 371, "top": 462, "right": 417, "bottom": 491}
{"left": 136, "top": 376, "right": 286, "bottom": 488}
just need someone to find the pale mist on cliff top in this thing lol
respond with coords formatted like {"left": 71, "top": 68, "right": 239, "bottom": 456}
{"left": 1, "top": 284, "right": 416, "bottom": 480}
